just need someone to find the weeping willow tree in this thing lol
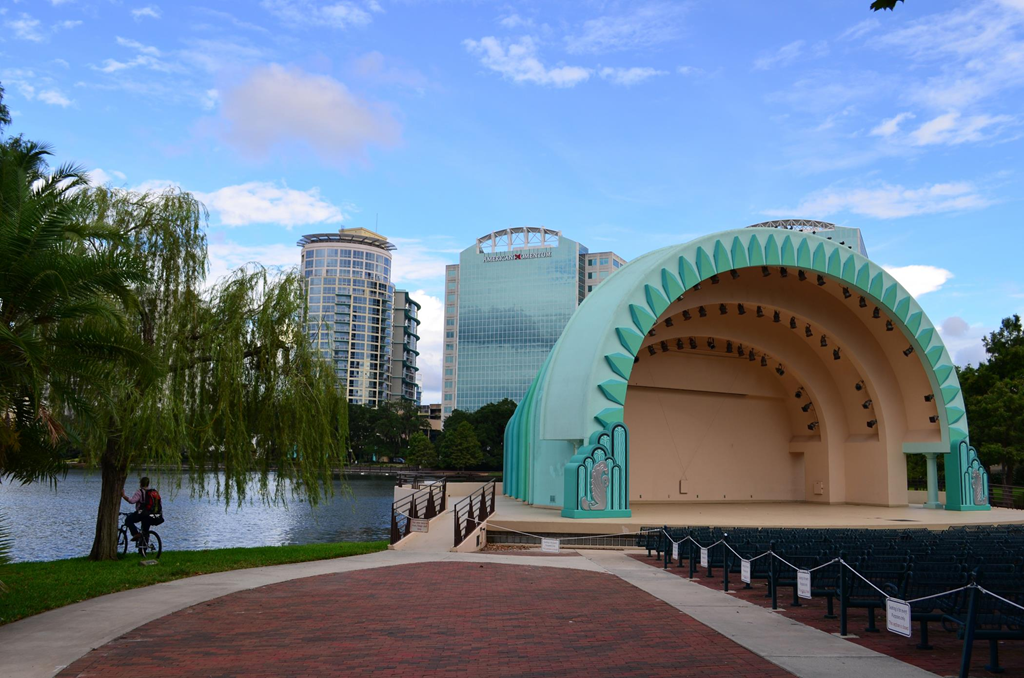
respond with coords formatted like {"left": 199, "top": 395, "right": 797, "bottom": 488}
{"left": 81, "top": 188, "right": 347, "bottom": 560}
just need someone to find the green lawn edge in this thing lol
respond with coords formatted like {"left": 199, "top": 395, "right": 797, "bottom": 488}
{"left": 0, "top": 540, "right": 387, "bottom": 626}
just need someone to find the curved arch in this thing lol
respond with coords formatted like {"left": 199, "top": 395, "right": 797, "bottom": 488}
{"left": 505, "top": 227, "right": 989, "bottom": 514}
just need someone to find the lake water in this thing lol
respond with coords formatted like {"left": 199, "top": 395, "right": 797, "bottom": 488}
{"left": 0, "top": 469, "right": 394, "bottom": 562}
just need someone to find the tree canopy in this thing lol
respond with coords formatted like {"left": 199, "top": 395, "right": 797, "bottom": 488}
{"left": 440, "top": 421, "right": 483, "bottom": 471}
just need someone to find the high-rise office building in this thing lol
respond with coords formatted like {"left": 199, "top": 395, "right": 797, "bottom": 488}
{"left": 442, "top": 228, "right": 625, "bottom": 416}
{"left": 297, "top": 227, "right": 396, "bottom": 407}
{"left": 390, "top": 289, "right": 421, "bottom": 403}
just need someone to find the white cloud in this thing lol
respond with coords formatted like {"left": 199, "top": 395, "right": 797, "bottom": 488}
{"left": 909, "top": 111, "right": 1014, "bottom": 145}
{"left": 389, "top": 237, "right": 457, "bottom": 285}
{"left": 938, "top": 315, "right": 990, "bottom": 366}
{"left": 565, "top": 3, "right": 683, "bottom": 54}
{"left": 219, "top": 64, "right": 401, "bottom": 163}
{"left": 260, "top": 0, "right": 373, "bottom": 29}
{"left": 201, "top": 88, "right": 219, "bottom": 110}
{"left": 464, "top": 36, "right": 591, "bottom": 88}
{"left": 131, "top": 6, "right": 161, "bottom": 21}
{"left": 409, "top": 290, "right": 443, "bottom": 404}
{"left": 116, "top": 36, "right": 161, "bottom": 56}
{"left": 840, "top": 17, "right": 880, "bottom": 41}
{"left": 499, "top": 14, "right": 533, "bottom": 29}
{"left": 677, "top": 65, "right": 705, "bottom": 76}
{"left": 195, "top": 181, "right": 347, "bottom": 228}
{"left": 351, "top": 51, "right": 428, "bottom": 91}
{"left": 131, "top": 179, "right": 182, "bottom": 194}
{"left": 754, "top": 40, "right": 805, "bottom": 70}
{"left": 870, "top": 112, "right": 915, "bottom": 137}
{"left": 770, "top": 181, "right": 990, "bottom": 219}
{"left": 6, "top": 14, "right": 44, "bottom": 41}
{"left": 56, "top": 20, "right": 81, "bottom": 30}
{"left": 38, "top": 89, "right": 72, "bottom": 107}
{"left": 882, "top": 264, "right": 954, "bottom": 297}
{"left": 88, "top": 168, "right": 127, "bottom": 186}
{"left": 207, "top": 240, "right": 298, "bottom": 286}
{"left": 599, "top": 67, "right": 666, "bottom": 86}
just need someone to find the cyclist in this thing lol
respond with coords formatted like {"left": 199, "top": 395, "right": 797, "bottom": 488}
{"left": 121, "top": 476, "right": 162, "bottom": 542}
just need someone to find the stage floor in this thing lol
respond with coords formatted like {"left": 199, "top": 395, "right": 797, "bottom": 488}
{"left": 487, "top": 494, "right": 1024, "bottom": 535}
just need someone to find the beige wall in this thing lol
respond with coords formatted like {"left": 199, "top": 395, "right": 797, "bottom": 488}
{"left": 623, "top": 273, "right": 942, "bottom": 508}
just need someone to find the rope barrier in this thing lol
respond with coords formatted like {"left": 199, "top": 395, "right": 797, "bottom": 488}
{"left": 977, "top": 586, "right": 1024, "bottom": 613}
{"left": 477, "top": 519, "right": 642, "bottom": 543}
{"left": 905, "top": 585, "right": 973, "bottom": 605}
{"left": 839, "top": 558, "right": 892, "bottom": 598}
{"left": 808, "top": 557, "right": 840, "bottom": 572}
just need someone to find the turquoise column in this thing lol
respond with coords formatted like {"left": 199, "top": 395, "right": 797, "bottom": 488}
{"left": 924, "top": 453, "right": 942, "bottom": 509}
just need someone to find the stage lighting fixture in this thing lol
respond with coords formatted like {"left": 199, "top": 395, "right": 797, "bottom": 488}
{"left": 694, "top": 283, "right": 702, "bottom": 290}
{"left": 738, "top": 345, "right": 746, "bottom": 357}
{"left": 929, "top": 416, "right": 939, "bottom": 423}
{"left": 843, "top": 287, "right": 851, "bottom": 299}
{"left": 660, "top": 341, "right": 669, "bottom": 353}
{"left": 648, "top": 329, "right": 656, "bottom": 336}
{"left": 805, "top": 324, "right": 813, "bottom": 337}
{"left": 719, "top": 303, "right": 728, "bottom": 315}
{"left": 795, "top": 388, "right": 803, "bottom": 398}
{"left": 820, "top": 335, "right": 828, "bottom": 347}
{"left": 833, "top": 348, "right": 841, "bottom": 361}
{"left": 776, "top": 364, "right": 785, "bottom": 376}
{"left": 867, "top": 420, "right": 877, "bottom": 428}
{"left": 773, "top": 310, "right": 781, "bottom": 323}
{"left": 872, "top": 307, "right": 881, "bottom": 319}
{"left": 802, "top": 402, "right": 813, "bottom": 413}
{"left": 699, "top": 306, "right": 707, "bottom": 318}
{"left": 711, "top": 274, "right": 720, "bottom": 284}
{"left": 689, "top": 337, "right": 697, "bottom": 350}
{"left": 707, "top": 337, "right": 716, "bottom": 350}
{"left": 886, "top": 320, "right": 894, "bottom": 332}
{"left": 924, "top": 394, "right": 934, "bottom": 402}
{"left": 807, "top": 422, "right": 819, "bottom": 431}
{"left": 762, "top": 266, "right": 771, "bottom": 277}
{"left": 737, "top": 303, "right": 746, "bottom": 315}
{"left": 648, "top": 345, "right": 657, "bottom": 356}
{"left": 682, "top": 310, "right": 692, "bottom": 321}
{"left": 761, "top": 356, "right": 768, "bottom": 367}
{"left": 859, "top": 296, "right": 868, "bottom": 308}
{"left": 862, "top": 399, "right": 873, "bottom": 409}
{"left": 726, "top": 341, "right": 733, "bottom": 354}
{"left": 817, "top": 275, "right": 826, "bottom": 286}
{"left": 665, "top": 317, "right": 674, "bottom": 327}
{"left": 749, "top": 350, "right": 757, "bottom": 362}
{"left": 795, "top": 270, "right": 805, "bottom": 282}
{"left": 855, "top": 380, "right": 865, "bottom": 391}
{"left": 790, "top": 316, "right": 797, "bottom": 329}
{"left": 903, "top": 346, "right": 914, "bottom": 357}
{"left": 756, "top": 306, "right": 764, "bottom": 318}
{"left": 676, "top": 338, "right": 684, "bottom": 350}
{"left": 730, "top": 270, "right": 740, "bottom": 280}
{"left": 780, "top": 267, "right": 789, "bottom": 278}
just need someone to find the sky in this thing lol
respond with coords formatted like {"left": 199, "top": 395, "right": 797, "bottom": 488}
{"left": 3, "top": 0, "right": 1023, "bottom": 404}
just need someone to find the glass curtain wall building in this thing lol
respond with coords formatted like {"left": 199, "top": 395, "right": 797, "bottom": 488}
{"left": 444, "top": 228, "right": 624, "bottom": 416}
{"left": 297, "top": 227, "right": 395, "bottom": 407}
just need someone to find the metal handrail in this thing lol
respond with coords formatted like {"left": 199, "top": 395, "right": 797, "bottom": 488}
{"left": 390, "top": 478, "right": 447, "bottom": 545}
{"left": 453, "top": 480, "right": 496, "bottom": 548}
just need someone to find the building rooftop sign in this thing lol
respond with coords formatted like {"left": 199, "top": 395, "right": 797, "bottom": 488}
{"left": 476, "top": 227, "right": 561, "bottom": 253}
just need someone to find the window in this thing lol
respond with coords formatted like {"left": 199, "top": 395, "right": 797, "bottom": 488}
{"left": 445, "top": 356, "right": 453, "bottom": 363}
{"left": 445, "top": 343, "right": 454, "bottom": 351}
{"left": 445, "top": 368, "right": 453, "bottom": 376}
{"left": 448, "top": 269, "right": 457, "bottom": 278}
{"left": 444, "top": 406, "right": 452, "bottom": 413}
{"left": 446, "top": 331, "right": 454, "bottom": 338}
{"left": 444, "top": 380, "right": 453, "bottom": 389}
{"left": 587, "top": 272, "right": 594, "bottom": 279}
{"left": 444, "top": 394, "right": 452, "bottom": 401}
{"left": 446, "top": 305, "right": 455, "bottom": 314}
{"left": 447, "top": 319, "right": 454, "bottom": 326}
{"left": 600, "top": 270, "right": 608, "bottom": 278}
{"left": 587, "top": 285, "right": 593, "bottom": 292}
{"left": 448, "top": 282, "right": 457, "bottom": 290}
{"left": 613, "top": 260, "right": 620, "bottom": 268}
{"left": 600, "top": 257, "right": 609, "bottom": 265}
{"left": 588, "top": 258, "right": 596, "bottom": 266}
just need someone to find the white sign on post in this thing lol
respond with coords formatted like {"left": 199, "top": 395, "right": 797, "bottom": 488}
{"left": 410, "top": 518, "right": 430, "bottom": 533}
{"left": 700, "top": 547, "right": 709, "bottom": 569}
{"left": 797, "top": 570, "right": 812, "bottom": 599}
{"left": 886, "top": 598, "right": 913, "bottom": 638}
{"left": 741, "top": 559, "right": 751, "bottom": 584}
{"left": 671, "top": 542, "right": 679, "bottom": 561}
{"left": 540, "top": 538, "right": 560, "bottom": 553}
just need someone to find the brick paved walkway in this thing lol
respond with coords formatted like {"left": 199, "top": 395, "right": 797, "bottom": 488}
{"left": 631, "top": 553, "right": 1024, "bottom": 677}
{"left": 59, "top": 561, "right": 794, "bottom": 678}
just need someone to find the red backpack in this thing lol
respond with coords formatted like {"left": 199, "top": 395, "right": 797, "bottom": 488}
{"left": 141, "top": 488, "right": 163, "bottom": 517}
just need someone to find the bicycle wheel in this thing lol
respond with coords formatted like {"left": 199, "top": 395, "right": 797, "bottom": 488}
{"left": 144, "top": 531, "right": 162, "bottom": 559}
{"left": 118, "top": 528, "right": 129, "bottom": 555}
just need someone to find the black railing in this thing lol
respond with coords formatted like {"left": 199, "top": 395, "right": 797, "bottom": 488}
{"left": 390, "top": 478, "right": 447, "bottom": 545}
{"left": 453, "top": 480, "right": 496, "bottom": 548}
{"left": 989, "top": 483, "right": 1024, "bottom": 509}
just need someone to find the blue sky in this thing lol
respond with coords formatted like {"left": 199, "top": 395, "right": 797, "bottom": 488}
{"left": 3, "top": 0, "right": 1023, "bottom": 403}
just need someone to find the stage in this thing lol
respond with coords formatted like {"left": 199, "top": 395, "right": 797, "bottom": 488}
{"left": 486, "top": 494, "right": 1024, "bottom": 536}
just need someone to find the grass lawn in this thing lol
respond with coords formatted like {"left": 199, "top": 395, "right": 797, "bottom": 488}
{"left": 0, "top": 540, "right": 387, "bottom": 626}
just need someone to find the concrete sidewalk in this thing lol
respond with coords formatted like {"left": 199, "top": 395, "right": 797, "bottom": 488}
{"left": 0, "top": 549, "right": 936, "bottom": 678}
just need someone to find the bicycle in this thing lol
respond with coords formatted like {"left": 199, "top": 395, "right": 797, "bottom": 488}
{"left": 118, "top": 512, "right": 163, "bottom": 559}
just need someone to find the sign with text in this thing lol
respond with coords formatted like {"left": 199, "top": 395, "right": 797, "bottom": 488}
{"left": 541, "top": 538, "right": 560, "bottom": 553}
{"left": 700, "top": 548, "right": 708, "bottom": 569}
{"left": 672, "top": 542, "right": 679, "bottom": 561}
{"left": 482, "top": 250, "right": 553, "bottom": 263}
{"left": 886, "top": 598, "right": 913, "bottom": 638}
{"left": 741, "top": 559, "right": 751, "bottom": 584}
{"left": 410, "top": 518, "right": 430, "bottom": 534}
{"left": 797, "top": 570, "right": 812, "bottom": 599}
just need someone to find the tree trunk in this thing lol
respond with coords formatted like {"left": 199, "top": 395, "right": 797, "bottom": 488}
{"left": 89, "top": 440, "right": 128, "bottom": 561}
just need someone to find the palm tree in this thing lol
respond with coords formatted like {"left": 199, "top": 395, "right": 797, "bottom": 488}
{"left": 0, "top": 140, "right": 151, "bottom": 483}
